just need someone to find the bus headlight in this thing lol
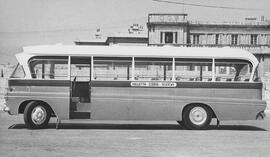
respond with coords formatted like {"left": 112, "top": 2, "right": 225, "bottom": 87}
{"left": 2, "top": 95, "right": 9, "bottom": 112}
{"left": 3, "top": 106, "right": 10, "bottom": 112}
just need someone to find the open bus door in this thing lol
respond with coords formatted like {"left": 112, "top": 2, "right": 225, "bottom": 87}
{"left": 69, "top": 57, "right": 91, "bottom": 119}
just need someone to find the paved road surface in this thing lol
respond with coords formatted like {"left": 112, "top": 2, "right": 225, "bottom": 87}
{"left": 1, "top": 112, "right": 270, "bottom": 157}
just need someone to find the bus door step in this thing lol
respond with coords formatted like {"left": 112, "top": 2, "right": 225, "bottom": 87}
{"left": 70, "top": 112, "right": 91, "bottom": 119}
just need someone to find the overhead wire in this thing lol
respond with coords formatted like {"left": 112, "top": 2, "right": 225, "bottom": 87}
{"left": 152, "top": 0, "right": 270, "bottom": 11}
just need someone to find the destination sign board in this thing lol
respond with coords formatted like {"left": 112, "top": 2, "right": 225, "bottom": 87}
{"left": 130, "top": 82, "right": 177, "bottom": 88}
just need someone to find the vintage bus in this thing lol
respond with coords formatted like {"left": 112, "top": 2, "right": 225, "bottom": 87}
{"left": 3, "top": 45, "right": 267, "bottom": 130}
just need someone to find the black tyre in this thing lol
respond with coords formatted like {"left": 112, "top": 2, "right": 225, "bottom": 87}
{"left": 23, "top": 101, "right": 51, "bottom": 129}
{"left": 182, "top": 104, "right": 212, "bottom": 130}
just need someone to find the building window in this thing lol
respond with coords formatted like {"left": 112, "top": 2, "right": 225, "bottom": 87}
{"left": 175, "top": 32, "right": 178, "bottom": 44}
{"left": 165, "top": 32, "right": 173, "bottom": 43}
{"left": 231, "top": 34, "right": 238, "bottom": 45}
{"left": 193, "top": 34, "right": 200, "bottom": 45}
{"left": 160, "top": 32, "right": 163, "bottom": 43}
{"left": 215, "top": 34, "right": 219, "bottom": 45}
{"left": 251, "top": 34, "right": 257, "bottom": 45}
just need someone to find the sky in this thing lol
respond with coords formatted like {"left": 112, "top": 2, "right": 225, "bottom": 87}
{"left": 0, "top": 0, "right": 270, "bottom": 34}
{"left": 0, "top": 0, "right": 270, "bottom": 64}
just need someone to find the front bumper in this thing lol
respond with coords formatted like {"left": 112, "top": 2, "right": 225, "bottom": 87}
{"left": 1, "top": 96, "right": 11, "bottom": 115}
{"left": 3, "top": 105, "right": 10, "bottom": 112}
{"left": 2, "top": 105, "right": 11, "bottom": 115}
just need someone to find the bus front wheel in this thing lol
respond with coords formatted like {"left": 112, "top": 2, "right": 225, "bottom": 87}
{"left": 23, "top": 101, "right": 51, "bottom": 129}
{"left": 182, "top": 104, "right": 212, "bottom": 130}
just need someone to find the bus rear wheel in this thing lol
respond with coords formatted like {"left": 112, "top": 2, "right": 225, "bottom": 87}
{"left": 182, "top": 104, "right": 212, "bottom": 130}
{"left": 23, "top": 101, "right": 51, "bottom": 129}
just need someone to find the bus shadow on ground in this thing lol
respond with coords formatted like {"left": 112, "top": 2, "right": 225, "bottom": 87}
{"left": 8, "top": 123, "right": 266, "bottom": 131}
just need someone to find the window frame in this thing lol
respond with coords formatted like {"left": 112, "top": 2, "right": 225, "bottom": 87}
{"left": 70, "top": 56, "right": 91, "bottom": 81}
{"left": 174, "top": 59, "right": 213, "bottom": 82}
{"left": 231, "top": 34, "right": 238, "bottom": 45}
{"left": 10, "top": 63, "right": 26, "bottom": 79}
{"left": 193, "top": 34, "right": 200, "bottom": 45}
{"left": 93, "top": 57, "right": 132, "bottom": 81}
{"left": 28, "top": 56, "right": 69, "bottom": 80}
{"left": 251, "top": 34, "right": 258, "bottom": 45}
{"left": 89, "top": 57, "right": 255, "bottom": 83}
{"left": 134, "top": 57, "right": 173, "bottom": 81}
{"left": 215, "top": 34, "right": 219, "bottom": 45}
{"left": 164, "top": 32, "right": 174, "bottom": 44}
{"left": 215, "top": 59, "right": 253, "bottom": 82}
{"left": 26, "top": 56, "right": 254, "bottom": 82}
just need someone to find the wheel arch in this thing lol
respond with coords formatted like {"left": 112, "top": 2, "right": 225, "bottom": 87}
{"left": 182, "top": 103, "right": 218, "bottom": 120}
{"left": 18, "top": 100, "right": 55, "bottom": 117}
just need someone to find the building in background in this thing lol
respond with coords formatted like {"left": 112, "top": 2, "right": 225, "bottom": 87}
{"left": 75, "top": 24, "right": 148, "bottom": 46}
{"left": 74, "top": 33, "right": 148, "bottom": 46}
{"left": 75, "top": 14, "right": 270, "bottom": 80}
{"left": 147, "top": 14, "right": 270, "bottom": 78}
{"left": 148, "top": 14, "right": 270, "bottom": 48}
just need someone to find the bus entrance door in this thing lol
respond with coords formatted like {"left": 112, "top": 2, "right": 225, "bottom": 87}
{"left": 69, "top": 57, "right": 91, "bottom": 119}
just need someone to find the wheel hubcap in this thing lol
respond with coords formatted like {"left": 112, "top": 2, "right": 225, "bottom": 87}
{"left": 31, "top": 106, "right": 47, "bottom": 125}
{"left": 189, "top": 107, "right": 207, "bottom": 125}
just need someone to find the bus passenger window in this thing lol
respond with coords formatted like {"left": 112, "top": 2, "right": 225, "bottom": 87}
{"left": 70, "top": 64, "right": 90, "bottom": 81}
{"left": 215, "top": 60, "right": 252, "bottom": 82}
{"left": 29, "top": 57, "right": 68, "bottom": 79}
{"left": 94, "top": 57, "right": 132, "bottom": 81}
{"left": 238, "top": 64, "right": 252, "bottom": 81}
{"left": 175, "top": 59, "right": 212, "bottom": 82}
{"left": 134, "top": 58, "right": 172, "bottom": 81}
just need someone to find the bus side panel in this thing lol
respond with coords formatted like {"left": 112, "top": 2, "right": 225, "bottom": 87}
{"left": 91, "top": 87, "right": 181, "bottom": 120}
{"left": 91, "top": 87, "right": 266, "bottom": 121}
{"left": 172, "top": 88, "right": 266, "bottom": 121}
{"left": 206, "top": 88, "right": 266, "bottom": 121}
{"left": 7, "top": 79, "right": 70, "bottom": 120}
{"left": 90, "top": 81, "right": 266, "bottom": 121}
{"left": 175, "top": 82, "right": 266, "bottom": 121}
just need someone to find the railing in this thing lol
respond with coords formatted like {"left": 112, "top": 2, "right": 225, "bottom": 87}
{"left": 148, "top": 14, "right": 270, "bottom": 26}
{"left": 148, "top": 44, "right": 270, "bottom": 54}
{"left": 148, "top": 14, "right": 188, "bottom": 23}
{"left": 190, "top": 20, "right": 270, "bottom": 26}
{"left": 148, "top": 43, "right": 269, "bottom": 47}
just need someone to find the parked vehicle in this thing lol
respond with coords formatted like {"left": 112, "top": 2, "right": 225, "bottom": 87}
{"left": 3, "top": 45, "right": 267, "bottom": 129}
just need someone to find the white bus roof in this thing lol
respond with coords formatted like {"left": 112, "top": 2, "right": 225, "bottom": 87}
{"left": 18, "top": 45, "right": 258, "bottom": 65}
